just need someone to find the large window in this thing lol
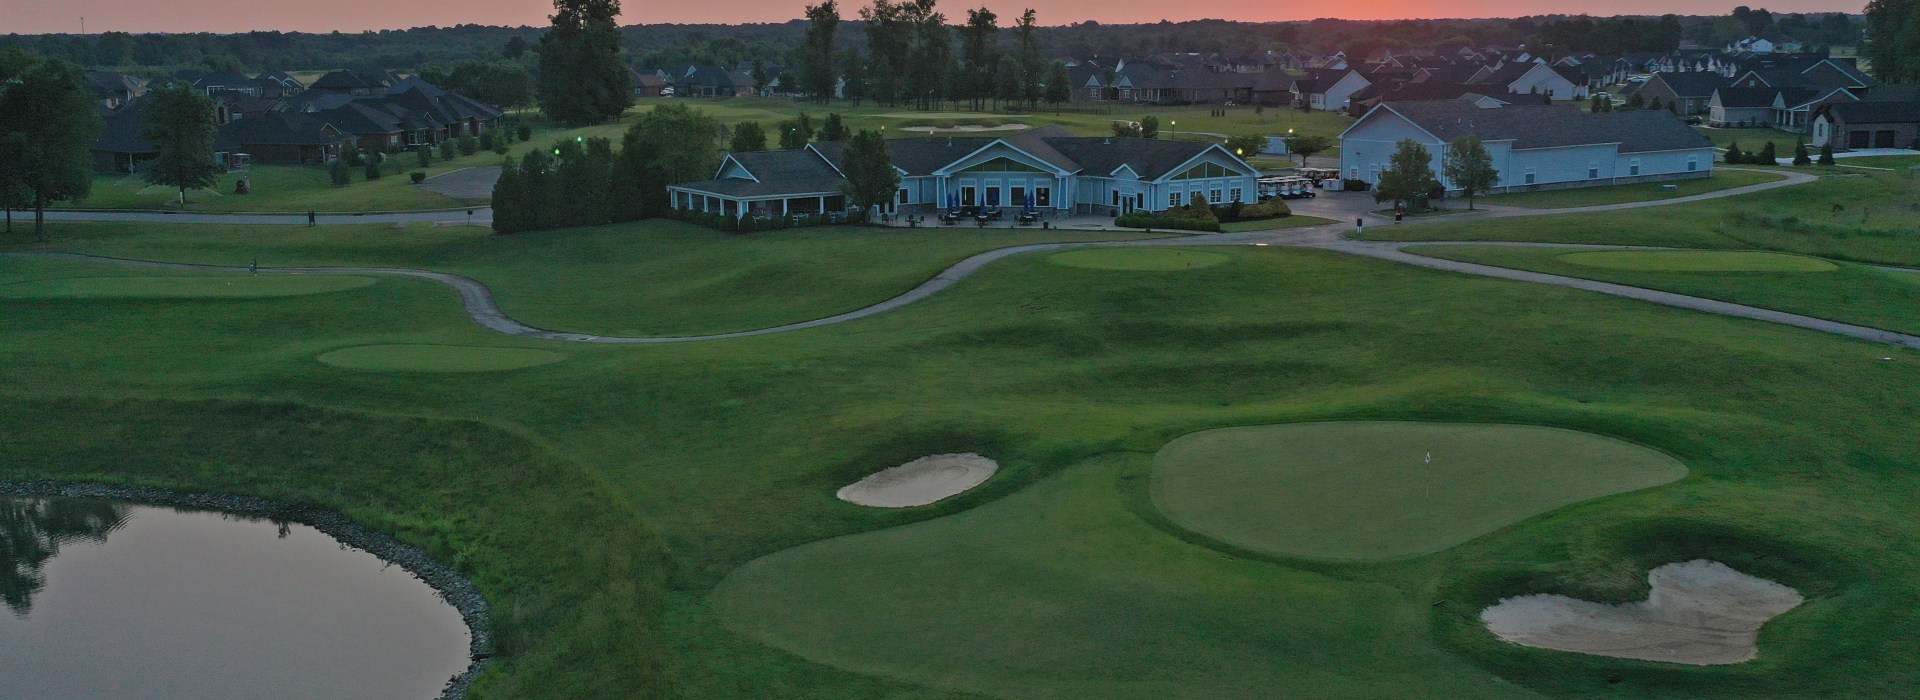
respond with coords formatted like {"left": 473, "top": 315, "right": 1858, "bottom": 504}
{"left": 1210, "top": 188, "right": 1223, "bottom": 203}
{"left": 1169, "top": 191, "right": 1181, "bottom": 207}
{"left": 1230, "top": 187, "right": 1242, "bottom": 203}
{"left": 961, "top": 186, "right": 977, "bottom": 206}
{"left": 957, "top": 157, "right": 1047, "bottom": 173}
{"left": 1011, "top": 187, "right": 1026, "bottom": 207}
{"left": 1036, "top": 187, "right": 1051, "bottom": 207}
{"left": 1687, "top": 159, "right": 1698, "bottom": 172}
{"left": 1172, "top": 162, "right": 1238, "bottom": 180}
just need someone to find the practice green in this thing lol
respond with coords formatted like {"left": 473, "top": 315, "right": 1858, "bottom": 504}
{"left": 1556, "top": 251, "right": 1838, "bottom": 273}
{"left": 0, "top": 275, "right": 375, "bottom": 299}
{"left": 1151, "top": 422, "right": 1687, "bottom": 560}
{"left": 317, "top": 344, "right": 565, "bottom": 373}
{"left": 1046, "top": 248, "right": 1231, "bottom": 271}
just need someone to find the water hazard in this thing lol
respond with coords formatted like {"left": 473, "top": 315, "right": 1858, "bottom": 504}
{"left": 0, "top": 495, "right": 471, "bottom": 699}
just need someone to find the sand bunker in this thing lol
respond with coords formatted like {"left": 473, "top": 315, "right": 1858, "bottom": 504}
{"left": 899, "top": 123, "right": 1032, "bottom": 134}
{"left": 837, "top": 453, "right": 998, "bottom": 508}
{"left": 1481, "top": 559, "right": 1802, "bottom": 665}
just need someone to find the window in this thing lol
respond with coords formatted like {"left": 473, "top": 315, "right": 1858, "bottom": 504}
{"left": 897, "top": 188, "right": 909, "bottom": 204}
{"left": 1524, "top": 169, "right": 1536, "bottom": 185}
{"left": 1210, "top": 188, "right": 1223, "bottom": 203}
{"left": 1036, "top": 187, "right": 1051, "bottom": 207}
{"left": 1170, "top": 191, "right": 1182, "bottom": 207}
{"left": 1629, "top": 160, "right": 1641, "bottom": 176}
{"left": 1111, "top": 190, "right": 1120, "bottom": 206}
{"left": 1136, "top": 192, "right": 1145, "bottom": 209}
{"left": 1687, "top": 159, "right": 1698, "bottom": 172}
{"left": 961, "top": 187, "right": 977, "bottom": 206}
{"left": 1230, "top": 187, "right": 1242, "bottom": 203}
{"left": 1588, "top": 165, "right": 1600, "bottom": 179}
{"left": 1011, "top": 187, "right": 1026, "bottom": 207}
{"left": 985, "top": 187, "right": 1000, "bottom": 206}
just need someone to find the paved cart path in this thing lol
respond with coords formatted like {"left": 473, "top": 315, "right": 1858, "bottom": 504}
{"left": 16, "top": 168, "right": 1916, "bottom": 349}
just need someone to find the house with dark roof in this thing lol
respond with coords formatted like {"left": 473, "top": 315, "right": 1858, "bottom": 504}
{"left": 1466, "top": 61, "right": 1585, "bottom": 100}
{"left": 1636, "top": 72, "right": 1731, "bottom": 115}
{"left": 85, "top": 71, "right": 145, "bottom": 109}
{"left": 90, "top": 101, "right": 159, "bottom": 173}
{"left": 1709, "top": 87, "right": 1785, "bottom": 127}
{"left": 1340, "top": 98, "right": 1714, "bottom": 194}
{"left": 1345, "top": 82, "right": 1549, "bottom": 117}
{"left": 214, "top": 112, "right": 355, "bottom": 164}
{"left": 299, "top": 80, "right": 505, "bottom": 153}
{"left": 1811, "top": 99, "right": 1920, "bottom": 151}
{"left": 671, "top": 65, "right": 754, "bottom": 98}
{"left": 1291, "top": 68, "right": 1371, "bottom": 111}
{"left": 668, "top": 125, "right": 1259, "bottom": 220}
{"left": 309, "top": 70, "right": 402, "bottom": 96}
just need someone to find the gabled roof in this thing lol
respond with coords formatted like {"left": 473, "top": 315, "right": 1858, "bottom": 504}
{"left": 214, "top": 112, "right": 351, "bottom": 148}
{"left": 1364, "top": 100, "right": 1712, "bottom": 153}
{"left": 1040, "top": 136, "right": 1227, "bottom": 181}
{"left": 1818, "top": 100, "right": 1920, "bottom": 125}
{"left": 1645, "top": 72, "right": 1731, "bottom": 98}
{"left": 1713, "top": 87, "right": 1780, "bottom": 108}
{"left": 673, "top": 148, "right": 847, "bottom": 198}
{"left": 85, "top": 71, "right": 143, "bottom": 97}
{"left": 92, "top": 100, "right": 158, "bottom": 155}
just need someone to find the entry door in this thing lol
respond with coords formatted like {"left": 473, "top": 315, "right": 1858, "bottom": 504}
{"left": 1011, "top": 186, "right": 1027, "bottom": 208}
{"left": 961, "top": 186, "right": 977, "bottom": 206}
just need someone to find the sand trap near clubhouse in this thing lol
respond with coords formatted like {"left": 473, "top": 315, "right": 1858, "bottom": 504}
{"left": 0, "top": 275, "right": 376, "bottom": 299}
{"left": 1557, "top": 251, "right": 1838, "bottom": 273}
{"left": 1047, "top": 248, "right": 1231, "bottom": 271}
{"left": 318, "top": 344, "right": 565, "bottom": 373}
{"left": 837, "top": 453, "right": 998, "bottom": 508}
{"left": 1151, "top": 422, "right": 1687, "bottom": 560}
{"left": 1482, "top": 559, "right": 1802, "bottom": 665}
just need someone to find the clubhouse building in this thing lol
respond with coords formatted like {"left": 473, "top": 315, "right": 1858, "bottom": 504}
{"left": 1340, "top": 98, "right": 1717, "bottom": 194}
{"left": 667, "top": 125, "right": 1260, "bottom": 220}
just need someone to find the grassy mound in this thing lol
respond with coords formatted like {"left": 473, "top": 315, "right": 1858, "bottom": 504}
{"left": 0, "top": 275, "right": 375, "bottom": 299}
{"left": 1152, "top": 422, "right": 1687, "bottom": 560}
{"left": 1556, "top": 251, "right": 1838, "bottom": 273}
{"left": 318, "top": 344, "right": 565, "bottom": 373}
{"left": 1046, "top": 248, "right": 1231, "bottom": 271}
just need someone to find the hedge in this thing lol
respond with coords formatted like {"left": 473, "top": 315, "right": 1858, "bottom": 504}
{"left": 1114, "top": 212, "right": 1222, "bottom": 232}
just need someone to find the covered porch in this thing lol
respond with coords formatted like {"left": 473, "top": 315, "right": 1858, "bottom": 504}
{"left": 668, "top": 186, "right": 849, "bottom": 221}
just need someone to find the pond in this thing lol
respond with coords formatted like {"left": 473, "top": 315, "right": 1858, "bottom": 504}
{"left": 0, "top": 495, "right": 473, "bottom": 699}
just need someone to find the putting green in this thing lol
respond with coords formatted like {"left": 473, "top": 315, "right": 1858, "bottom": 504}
{"left": 317, "top": 344, "right": 565, "bottom": 373}
{"left": 1556, "top": 251, "right": 1838, "bottom": 273}
{"left": 1046, "top": 248, "right": 1231, "bottom": 271}
{"left": 713, "top": 457, "right": 1532, "bottom": 700}
{"left": 0, "top": 275, "right": 376, "bottom": 299}
{"left": 1151, "top": 422, "right": 1686, "bottom": 560}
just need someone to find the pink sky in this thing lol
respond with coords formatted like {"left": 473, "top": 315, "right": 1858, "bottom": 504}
{"left": 4, "top": 0, "right": 1862, "bottom": 34}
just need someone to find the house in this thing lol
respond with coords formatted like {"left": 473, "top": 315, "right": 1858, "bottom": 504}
{"left": 1345, "top": 82, "right": 1548, "bottom": 117}
{"left": 1635, "top": 72, "right": 1730, "bottom": 115}
{"left": 190, "top": 71, "right": 261, "bottom": 97}
{"left": 671, "top": 65, "right": 755, "bottom": 97}
{"left": 668, "top": 125, "right": 1259, "bottom": 220}
{"left": 85, "top": 71, "right": 145, "bottom": 109}
{"left": 308, "top": 70, "right": 401, "bottom": 96}
{"left": 90, "top": 102, "right": 158, "bottom": 173}
{"left": 632, "top": 68, "right": 670, "bottom": 97}
{"left": 1340, "top": 98, "right": 1714, "bottom": 194}
{"left": 1467, "top": 61, "right": 1585, "bottom": 100}
{"left": 307, "top": 81, "right": 505, "bottom": 153}
{"left": 1811, "top": 100, "right": 1920, "bottom": 151}
{"left": 1292, "top": 68, "right": 1370, "bottom": 111}
{"left": 214, "top": 112, "right": 355, "bottom": 164}
{"left": 1709, "top": 87, "right": 1783, "bottom": 127}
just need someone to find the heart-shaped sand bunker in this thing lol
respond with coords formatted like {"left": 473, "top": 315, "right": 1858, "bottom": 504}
{"left": 837, "top": 453, "right": 998, "bottom": 508}
{"left": 1481, "top": 559, "right": 1802, "bottom": 665}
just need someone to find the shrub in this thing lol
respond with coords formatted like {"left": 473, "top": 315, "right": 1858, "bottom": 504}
{"left": 329, "top": 159, "right": 351, "bottom": 187}
{"left": 1724, "top": 142, "right": 1746, "bottom": 164}
{"left": 440, "top": 140, "right": 456, "bottom": 161}
{"left": 1237, "top": 199, "right": 1291, "bottom": 219}
{"left": 1793, "top": 142, "right": 1812, "bottom": 166}
{"left": 492, "top": 137, "right": 510, "bottom": 155}
{"left": 459, "top": 135, "right": 479, "bottom": 156}
{"left": 1818, "top": 142, "right": 1835, "bottom": 166}
{"left": 345, "top": 148, "right": 364, "bottom": 167}
{"left": 480, "top": 131, "right": 496, "bottom": 151}
{"left": 417, "top": 146, "right": 433, "bottom": 168}
{"left": 1757, "top": 141, "right": 1778, "bottom": 164}
{"left": 1114, "top": 212, "right": 1222, "bottom": 232}
{"left": 516, "top": 125, "right": 532, "bottom": 142}
{"left": 364, "top": 160, "right": 382, "bottom": 180}
{"left": 1342, "top": 179, "right": 1370, "bottom": 192}
{"left": 411, "top": 171, "right": 427, "bottom": 183}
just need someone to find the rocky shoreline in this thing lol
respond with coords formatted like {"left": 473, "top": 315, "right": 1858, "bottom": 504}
{"left": 0, "top": 480, "right": 493, "bottom": 700}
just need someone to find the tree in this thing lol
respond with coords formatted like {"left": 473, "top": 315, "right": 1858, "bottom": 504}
{"left": 0, "top": 59, "right": 100, "bottom": 241}
{"left": 840, "top": 49, "right": 869, "bottom": 106}
{"left": 141, "top": 82, "right": 222, "bottom": 206}
{"left": 1441, "top": 135, "right": 1499, "bottom": 210}
{"left": 1225, "top": 134, "right": 1266, "bottom": 160}
{"left": 418, "top": 145, "right": 434, "bottom": 168}
{"left": 1014, "top": 9, "right": 1042, "bottom": 108}
{"left": 1284, "top": 134, "right": 1332, "bottom": 166}
{"left": 819, "top": 113, "right": 849, "bottom": 142}
{"left": 801, "top": 1, "right": 842, "bottom": 102}
{"left": 1374, "top": 139, "right": 1440, "bottom": 210}
{"left": 1043, "top": 61, "right": 1071, "bottom": 112}
{"left": 840, "top": 128, "right": 900, "bottom": 219}
{"left": 329, "top": 158, "right": 352, "bottom": 187}
{"left": 751, "top": 58, "right": 771, "bottom": 95}
{"left": 994, "top": 55, "right": 1024, "bottom": 109}
{"left": 1140, "top": 115, "right": 1160, "bottom": 139}
{"left": 903, "top": 0, "right": 954, "bottom": 110}
{"left": 959, "top": 7, "right": 1000, "bottom": 110}
{"left": 778, "top": 118, "right": 812, "bottom": 150}
{"left": 1757, "top": 141, "right": 1778, "bottom": 164}
{"left": 609, "top": 102, "right": 722, "bottom": 221}
{"left": 537, "top": 0, "right": 632, "bottom": 125}
{"left": 861, "top": 0, "right": 912, "bottom": 107}
{"left": 1818, "top": 141, "right": 1836, "bottom": 166}
{"left": 1793, "top": 141, "right": 1812, "bottom": 166}
{"left": 447, "top": 61, "right": 535, "bottom": 110}
{"left": 731, "top": 121, "right": 769, "bottom": 152}
{"left": 1111, "top": 121, "right": 1142, "bottom": 138}
{"left": 1860, "top": 0, "right": 1917, "bottom": 82}
{"left": 1647, "top": 96, "right": 1663, "bottom": 111}
{"left": 1725, "top": 141, "right": 1746, "bottom": 164}
{"left": 503, "top": 35, "right": 530, "bottom": 59}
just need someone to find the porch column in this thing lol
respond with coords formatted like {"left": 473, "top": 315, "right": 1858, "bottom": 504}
{"left": 818, "top": 195, "right": 826, "bottom": 213}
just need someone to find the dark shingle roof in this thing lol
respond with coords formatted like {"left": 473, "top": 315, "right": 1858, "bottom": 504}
{"left": 1714, "top": 87, "right": 1780, "bottom": 108}
{"left": 1381, "top": 100, "right": 1713, "bottom": 153}
{"left": 818, "top": 137, "right": 996, "bottom": 176}
{"left": 1646, "top": 72, "right": 1730, "bottom": 98}
{"left": 1041, "top": 137, "right": 1217, "bottom": 180}
{"left": 676, "top": 149, "right": 847, "bottom": 197}
{"left": 215, "top": 113, "right": 351, "bottom": 148}
{"left": 92, "top": 101, "right": 157, "bottom": 155}
{"left": 1823, "top": 101, "right": 1920, "bottom": 124}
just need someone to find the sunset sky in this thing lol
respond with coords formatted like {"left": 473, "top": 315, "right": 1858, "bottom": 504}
{"left": 4, "top": 0, "right": 1863, "bottom": 34}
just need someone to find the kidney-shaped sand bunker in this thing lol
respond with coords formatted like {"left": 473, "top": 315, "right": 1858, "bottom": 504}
{"left": 837, "top": 453, "right": 998, "bottom": 508}
{"left": 1482, "top": 559, "right": 1803, "bottom": 665}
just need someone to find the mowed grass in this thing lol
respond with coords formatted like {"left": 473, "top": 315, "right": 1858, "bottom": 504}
{"left": 1558, "top": 250, "right": 1837, "bottom": 272}
{"left": 714, "top": 455, "right": 1535, "bottom": 700}
{"left": 1150, "top": 422, "right": 1687, "bottom": 560}
{"left": 2, "top": 220, "right": 1160, "bottom": 336}
{"left": 1407, "top": 244, "right": 1920, "bottom": 335}
{"left": 316, "top": 344, "right": 566, "bottom": 372}
{"left": 1473, "top": 170, "right": 1783, "bottom": 209}
{"left": 1359, "top": 170, "right": 1920, "bottom": 266}
{"left": 1045, "top": 247, "right": 1230, "bottom": 271}
{"left": 1217, "top": 214, "right": 1335, "bottom": 232}
{"left": 4, "top": 226, "right": 1920, "bottom": 697}
{"left": 0, "top": 274, "right": 374, "bottom": 299}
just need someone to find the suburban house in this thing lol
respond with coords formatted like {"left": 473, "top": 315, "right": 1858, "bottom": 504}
{"left": 308, "top": 70, "right": 402, "bottom": 96}
{"left": 1466, "top": 61, "right": 1585, "bottom": 100}
{"left": 668, "top": 125, "right": 1260, "bottom": 220}
{"left": 213, "top": 112, "right": 356, "bottom": 165}
{"left": 90, "top": 101, "right": 159, "bottom": 173}
{"left": 85, "top": 71, "right": 146, "bottom": 109}
{"left": 1709, "top": 87, "right": 1786, "bottom": 127}
{"left": 1340, "top": 98, "right": 1714, "bottom": 194}
{"left": 670, "top": 65, "right": 755, "bottom": 97}
{"left": 1635, "top": 72, "right": 1731, "bottom": 114}
{"left": 296, "top": 79, "right": 505, "bottom": 152}
{"left": 1346, "top": 81, "right": 1548, "bottom": 117}
{"left": 1811, "top": 100, "right": 1920, "bottom": 151}
{"left": 631, "top": 68, "right": 671, "bottom": 97}
{"left": 1292, "top": 68, "right": 1371, "bottom": 111}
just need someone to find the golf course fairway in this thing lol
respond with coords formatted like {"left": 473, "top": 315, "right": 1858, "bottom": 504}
{"left": 1046, "top": 248, "right": 1232, "bottom": 271}
{"left": 1556, "top": 251, "right": 1838, "bottom": 273}
{"left": 1151, "top": 422, "right": 1688, "bottom": 560}
{"left": 317, "top": 344, "right": 566, "bottom": 373}
{"left": 0, "top": 275, "right": 376, "bottom": 299}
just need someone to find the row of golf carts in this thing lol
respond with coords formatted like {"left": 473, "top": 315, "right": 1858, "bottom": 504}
{"left": 1258, "top": 168, "right": 1339, "bottom": 200}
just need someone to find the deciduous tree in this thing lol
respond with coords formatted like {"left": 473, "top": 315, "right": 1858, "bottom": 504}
{"left": 840, "top": 129, "right": 900, "bottom": 219}
{"left": 731, "top": 121, "right": 769, "bottom": 152}
{"left": 1441, "top": 135, "right": 1499, "bottom": 209}
{"left": 0, "top": 58, "right": 99, "bottom": 241}
{"left": 801, "top": 1, "right": 842, "bottom": 102}
{"left": 537, "top": 0, "right": 632, "bottom": 124}
{"left": 141, "top": 82, "right": 222, "bottom": 206}
{"left": 1374, "top": 139, "right": 1439, "bottom": 209}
